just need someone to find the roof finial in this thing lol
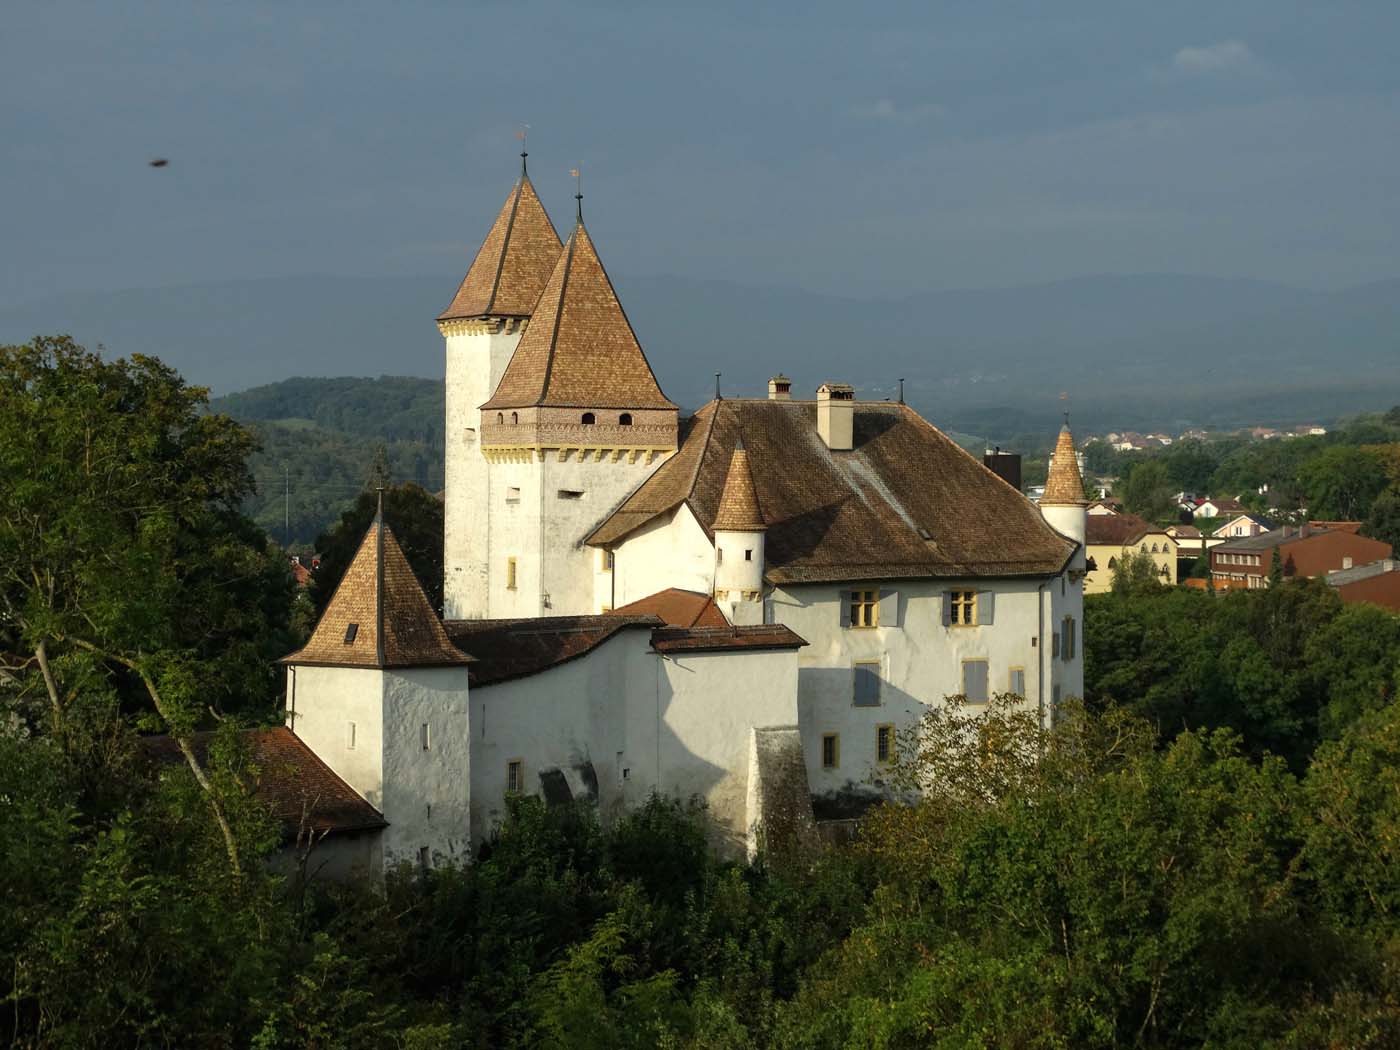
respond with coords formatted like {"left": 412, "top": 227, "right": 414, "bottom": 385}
{"left": 570, "top": 166, "right": 583, "bottom": 223}
{"left": 375, "top": 485, "right": 385, "bottom": 523}
{"left": 1060, "top": 390, "right": 1071, "bottom": 430}
{"left": 516, "top": 125, "right": 529, "bottom": 176}
{"left": 715, "top": 372, "right": 722, "bottom": 401}
{"left": 898, "top": 378, "right": 905, "bottom": 405}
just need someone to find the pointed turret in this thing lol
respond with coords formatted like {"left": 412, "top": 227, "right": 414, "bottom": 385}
{"left": 714, "top": 440, "right": 766, "bottom": 624}
{"left": 286, "top": 510, "right": 471, "bottom": 669}
{"left": 438, "top": 157, "right": 562, "bottom": 322}
{"left": 1040, "top": 420, "right": 1088, "bottom": 566}
{"left": 481, "top": 214, "right": 676, "bottom": 413}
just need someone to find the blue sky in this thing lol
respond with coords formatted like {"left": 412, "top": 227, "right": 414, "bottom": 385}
{"left": 5, "top": 1, "right": 1399, "bottom": 306}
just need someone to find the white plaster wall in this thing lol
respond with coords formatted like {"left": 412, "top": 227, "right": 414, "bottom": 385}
{"left": 1047, "top": 571, "right": 1085, "bottom": 705}
{"left": 611, "top": 504, "right": 716, "bottom": 606}
{"left": 769, "top": 579, "right": 1053, "bottom": 796}
{"left": 715, "top": 528, "right": 764, "bottom": 595}
{"left": 379, "top": 667, "right": 474, "bottom": 868}
{"left": 655, "top": 647, "right": 799, "bottom": 853}
{"left": 486, "top": 456, "right": 544, "bottom": 618}
{"left": 286, "top": 665, "right": 385, "bottom": 810}
{"left": 444, "top": 326, "right": 523, "bottom": 620}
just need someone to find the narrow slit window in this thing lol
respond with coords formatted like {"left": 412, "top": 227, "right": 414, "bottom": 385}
{"left": 744, "top": 549, "right": 753, "bottom": 561}
{"left": 876, "top": 724, "right": 895, "bottom": 765}
{"left": 821, "top": 733, "right": 840, "bottom": 769}
{"left": 557, "top": 489, "right": 584, "bottom": 500}
{"left": 506, "top": 759, "right": 524, "bottom": 794}
{"left": 420, "top": 723, "right": 431, "bottom": 751}
{"left": 506, "top": 557, "right": 518, "bottom": 590}
{"left": 346, "top": 721, "right": 357, "bottom": 750}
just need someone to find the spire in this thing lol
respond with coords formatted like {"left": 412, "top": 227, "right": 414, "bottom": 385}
{"left": 283, "top": 516, "right": 472, "bottom": 669}
{"left": 1042, "top": 421, "right": 1088, "bottom": 507}
{"left": 481, "top": 221, "right": 676, "bottom": 411}
{"left": 713, "top": 440, "right": 765, "bottom": 531}
{"left": 437, "top": 163, "right": 562, "bottom": 322}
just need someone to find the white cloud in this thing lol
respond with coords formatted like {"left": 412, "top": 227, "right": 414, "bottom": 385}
{"left": 851, "top": 98, "right": 944, "bottom": 123}
{"left": 1172, "top": 40, "right": 1255, "bottom": 75}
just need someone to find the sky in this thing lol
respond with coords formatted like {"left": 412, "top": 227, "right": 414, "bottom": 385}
{"left": 5, "top": 1, "right": 1400, "bottom": 308}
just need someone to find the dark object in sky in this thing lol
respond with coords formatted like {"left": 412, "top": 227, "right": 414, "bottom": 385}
{"left": 148, "top": 158, "right": 169, "bottom": 168}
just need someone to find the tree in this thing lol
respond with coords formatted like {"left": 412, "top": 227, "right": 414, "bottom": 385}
{"left": 310, "top": 482, "right": 445, "bottom": 616}
{"left": 0, "top": 336, "right": 293, "bottom": 875}
{"left": 1297, "top": 445, "right": 1386, "bottom": 521}
{"left": 1111, "top": 550, "right": 1165, "bottom": 595}
{"left": 1363, "top": 485, "right": 1400, "bottom": 551}
{"left": 1121, "top": 459, "right": 1175, "bottom": 520}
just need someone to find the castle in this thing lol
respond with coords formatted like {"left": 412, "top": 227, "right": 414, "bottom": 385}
{"left": 274, "top": 156, "right": 1088, "bottom": 878}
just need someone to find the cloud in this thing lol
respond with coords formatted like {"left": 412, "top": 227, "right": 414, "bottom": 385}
{"left": 1172, "top": 40, "right": 1255, "bottom": 75}
{"left": 851, "top": 98, "right": 945, "bottom": 123}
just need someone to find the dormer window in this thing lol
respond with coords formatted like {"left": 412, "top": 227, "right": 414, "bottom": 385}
{"left": 343, "top": 623, "right": 358, "bottom": 644}
{"left": 581, "top": 412, "right": 596, "bottom": 425}
{"left": 511, "top": 412, "right": 518, "bottom": 424}
{"left": 619, "top": 413, "right": 632, "bottom": 426}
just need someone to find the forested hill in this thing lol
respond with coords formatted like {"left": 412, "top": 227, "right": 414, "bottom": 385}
{"left": 210, "top": 376, "right": 445, "bottom": 548}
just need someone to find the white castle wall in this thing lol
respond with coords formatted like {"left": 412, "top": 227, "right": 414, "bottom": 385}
{"left": 443, "top": 323, "right": 524, "bottom": 620}
{"left": 287, "top": 664, "right": 386, "bottom": 809}
{"left": 607, "top": 504, "right": 716, "bottom": 606}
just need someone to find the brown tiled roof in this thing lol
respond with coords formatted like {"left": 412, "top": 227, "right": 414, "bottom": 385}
{"left": 142, "top": 728, "right": 386, "bottom": 838}
{"left": 284, "top": 516, "right": 472, "bottom": 669}
{"left": 445, "top": 614, "right": 659, "bottom": 687}
{"left": 611, "top": 588, "right": 730, "bottom": 628}
{"left": 1086, "top": 513, "right": 1167, "bottom": 547}
{"left": 588, "top": 399, "right": 1075, "bottom": 582}
{"left": 1042, "top": 425, "right": 1087, "bottom": 506}
{"left": 713, "top": 444, "right": 765, "bottom": 531}
{"left": 481, "top": 222, "right": 676, "bottom": 410}
{"left": 650, "top": 623, "right": 807, "bottom": 654}
{"left": 438, "top": 169, "right": 562, "bottom": 321}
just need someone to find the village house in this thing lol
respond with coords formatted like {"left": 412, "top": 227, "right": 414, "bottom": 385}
{"left": 1211, "top": 524, "right": 1392, "bottom": 589}
{"left": 1327, "top": 559, "right": 1400, "bottom": 612}
{"left": 1213, "top": 513, "right": 1276, "bottom": 539}
{"left": 1082, "top": 513, "right": 1177, "bottom": 594}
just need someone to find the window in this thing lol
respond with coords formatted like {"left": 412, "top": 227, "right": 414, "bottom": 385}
{"left": 848, "top": 589, "right": 879, "bottom": 627}
{"left": 511, "top": 411, "right": 518, "bottom": 424}
{"left": 506, "top": 486, "right": 521, "bottom": 504}
{"left": 876, "top": 724, "right": 895, "bottom": 764}
{"left": 1009, "top": 667, "right": 1026, "bottom": 697}
{"left": 420, "top": 723, "right": 430, "bottom": 751}
{"left": 1062, "top": 616, "right": 1077, "bottom": 661}
{"left": 619, "top": 413, "right": 633, "bottom": 426}
{"left": 343, "top": 622, "right": 359, "bottom": 644}
{"left": 821, "top": 733, "right": 840, "bottom": 769}
{"left": 506, "top": 557, "right": 518, "bottom": 590}
{"left": 557, "top": 489, "right": 584, "bottom": 500}
{"left": 948, "top": 590, "right": 977, "bottom": 625}
{"left": 1140, "top": 543, "right": 1148, "bottom": 553}
{"left": 600, "top": 550, "right": 614, "bottom": 571}
{"left": 962, "top": 659, "right": 989, "bottom": 702}
{"left": 418, "top": 846, "right": 430, "bottom": 870}
{"left": 853, "top": 662, "right": 882, "bottom": 707}
{"left": 506, "top": 759, "right": 524, "bottom": 793}
{"left": 581, "top": 412, "right": 596, "bottom": 425}
{"left": 1107, "top": 557, "right": 1117, "bottom": 569}
{"left": 716, "top": 547, "right": 723, "bottom": 564}
{"left": 346, "top": 721, "right": 357, "bottom": 750}
{"left": 496, "top": 413, "right": 504, "bottom": 424}
{"left": 744, "top": 549, "right": 753, "bottom": 561}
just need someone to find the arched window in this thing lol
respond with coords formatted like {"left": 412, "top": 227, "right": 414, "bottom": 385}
{"left": 581, "top": 412, "right": 595, "bottom": 425}
{"left": 496, "top": 413, "right": 504, "bottom": 425}
{"left": 1140, "top": 543, "right": 1148, "bottom": 553}
{"left": 1151, "top": 543, "right": 1158, "bottom": 553}
{"left": 619, "top": 413, "right": 632, "bottom": 426}
{"left": 1108, "top": 557, "right": 1118, "bottom": 569}
{"left": 511, "top": 412, "right": 518, "bottom": 424}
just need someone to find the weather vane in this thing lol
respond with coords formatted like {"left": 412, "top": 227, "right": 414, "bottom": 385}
{"left": 570, "top": 166, "right": 583, "bottom": 221}
{"left": 516, "top": 124, "right": 529, "bottom": 174}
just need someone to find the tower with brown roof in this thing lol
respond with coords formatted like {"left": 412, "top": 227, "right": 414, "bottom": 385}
{"left": 1040, "top": 420, "right": 1089, "bottom": 572}
{"left": 713, "top": 440, "right": 767, "bottom": 624}
{"left": 470, "top": 190, "right": 679, "bottom": 619}
{"left": 440, "top": 154, "right": 563, "bottom": 620}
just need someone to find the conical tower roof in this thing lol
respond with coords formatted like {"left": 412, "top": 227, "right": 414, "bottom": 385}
{"left": 713, "top": 441, "right": 765, "bottom": 531}
{"left": 438, "top": 160, "right": 562, "bottom": 322}
{"left": 284, "top": 512, "right": 472, "bottom": 668}
{"left": 1042, "top": 424, "right": 1088, "bottom": 506}
{"left": 481, "top": 215, "right": 676, "bottom": 411}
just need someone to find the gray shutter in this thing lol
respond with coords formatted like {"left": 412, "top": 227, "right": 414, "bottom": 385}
{"left": 1011, "top": 668, "right": 1026, "bottom": 697}
{"left": 879, "top": 589, "right": 900, "bottom": 628}
{"left": 853, "top": 665, "right": 881, "bottom": 707}
{"left": 941, "top": 591, "right": 953, "bottom": 626}
{"left": 963, "top": 660, "right": 989, "bottom": 702}
{"left": 976, "top": 590, "right": 995, "bottom": 625}
{"left": 839, "top": 590, "right": 852, "bottom": 629}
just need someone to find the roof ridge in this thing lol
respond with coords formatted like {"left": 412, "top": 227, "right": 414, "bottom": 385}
{"left": 482, "top": 176, "right": 525, "bottom": 316}
{"left": 537, "top": 226, "right": 579, "bottom": 403}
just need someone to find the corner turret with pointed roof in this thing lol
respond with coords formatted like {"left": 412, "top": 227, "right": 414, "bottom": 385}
{"left": 285, "top": 504, "right": 471, "bottom": 669}
{"left": 713, "top": 438, "right": 766, "bottom": 622}
{"left": 1042, "top": 421, "right": 1088, "bottom": 507}
{"left": 714, "top": 439, "right": 765, "bottom": 532}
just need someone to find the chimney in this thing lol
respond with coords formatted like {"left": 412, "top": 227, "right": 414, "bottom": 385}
{"left": 767, "top": 374, "right": 792, "bottom": 400}
{"left": 816, "top": 383, "right": 854, "bottom": 450}
{"left": 983, "top": 447, "right": 1023, "bottom": 490}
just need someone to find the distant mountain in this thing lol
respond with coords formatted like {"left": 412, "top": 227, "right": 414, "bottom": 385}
{"left": 6, "top": 271, "right": 1400, "bottom": 436}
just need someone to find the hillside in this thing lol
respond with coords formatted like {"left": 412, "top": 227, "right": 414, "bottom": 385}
{"left": 7, "top": 271, "right": 1400, "bottom": 435}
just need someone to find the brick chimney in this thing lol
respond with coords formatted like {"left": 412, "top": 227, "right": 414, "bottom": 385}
{"left": 767, "top": 374, "right": 792, "bottom": 400}
{"left": 816, "top": 383, "right": 854, "bottom": 450}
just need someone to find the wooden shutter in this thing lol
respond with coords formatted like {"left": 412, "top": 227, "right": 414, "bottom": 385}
{"left": 976, "top": 590, "right": 995, "bottom": 625}
{"left": 853, "top": 664, "right": 881, "bottom": 707}
{"left": 941, "top": 591, "right": 953, "bottom": 626}
{"left": 839, "top": 590, "right": 852, "bottom": 629}
{"left": 962, "top": 660, "right": 989, "bottom": 702}
{"left": 1010, "top": 668, "right": 1026, "bottom": 696}
{"left": 879, "top": 589, "right": 900, "bottom": 628}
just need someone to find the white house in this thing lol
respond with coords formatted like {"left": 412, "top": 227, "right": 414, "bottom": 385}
{"left": 260, "top": 158, "right": 1088, "bottom": 876}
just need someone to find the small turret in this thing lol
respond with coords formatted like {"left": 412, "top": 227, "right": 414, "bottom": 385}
{"left": 1041, "top": 419, "right": 1088, "bottom": 568}
{"left": 713, "top": 440, "right": 766, "bottom": 624}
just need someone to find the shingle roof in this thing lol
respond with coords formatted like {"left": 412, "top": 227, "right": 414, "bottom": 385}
{"left": 445, "top": 614, "right": 660, "bottom": 687}
{"left": 650, "top": 623, "right": 807, "bottom": 654}
{"left": 142, "top": 728, "right": 386, "bottom": 838}
{"left": 438, "top": 167, "right": 562, "bottom": 321}
{"left": 1042, "top": 425, "right": 1088, "bottom": 506}
{"left": 611, "top": 588, "right": 730, "bottom": 628}
{"left": 588, "top": 399, "right": 1075, "bottom": 582}
{"left": 1215, "top": 526, "right": 1337, "bottom": 552}
{"left": 481, "top": 221, "right": 676, "bottom": 410}
{"left": 713, "top": 443, "right": 765, "bottom": 531}
{"left": 283, "top": 515, "right": 472, "bottom": 669}
{"left": 1086, "top": 513, "right": 1168, "bottom": 547}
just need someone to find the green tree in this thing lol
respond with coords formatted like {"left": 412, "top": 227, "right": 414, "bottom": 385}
{"left": 1297, "top": 445, "right": 1387, "bottom": 521}
{"left": 0, "top": 336, "right": 292, "bottom": 875}
{"left": 1363, "top": 485, "right": 1400, "bottom": 551}
{"left": 310, "top": 482, "right": 445, "bottom": 616}
{"left": 1111, "top": 549, "right": 1165, "bottom": 595}
{"left": 1121, "top": 458, "right": 1176, "bottom": 520}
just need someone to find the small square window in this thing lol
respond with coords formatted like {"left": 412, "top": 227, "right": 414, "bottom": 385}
{"left": 343, "top": 622, "right": 359, "bottom": 644}
{"left": 744, "top": 549, "right": 753, "bottom": 561}
{"left": 506, "top": 486, "right": 521, "bottom": 504}
{"left": 506, "top": 759, "right": 524, "bottom": 794}
{"left": 876, "top": 724, "right": 895, "bottom": 765}
{"left": 821, "top": 733, "right": 840, "bottom": 769}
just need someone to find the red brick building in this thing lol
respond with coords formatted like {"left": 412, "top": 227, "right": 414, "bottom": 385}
{"left": 1211, "top": 524, "right": 1392, "bottom": 589}
{"left": 1327, "top": 559, "right": 1400, "bottom": 612}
